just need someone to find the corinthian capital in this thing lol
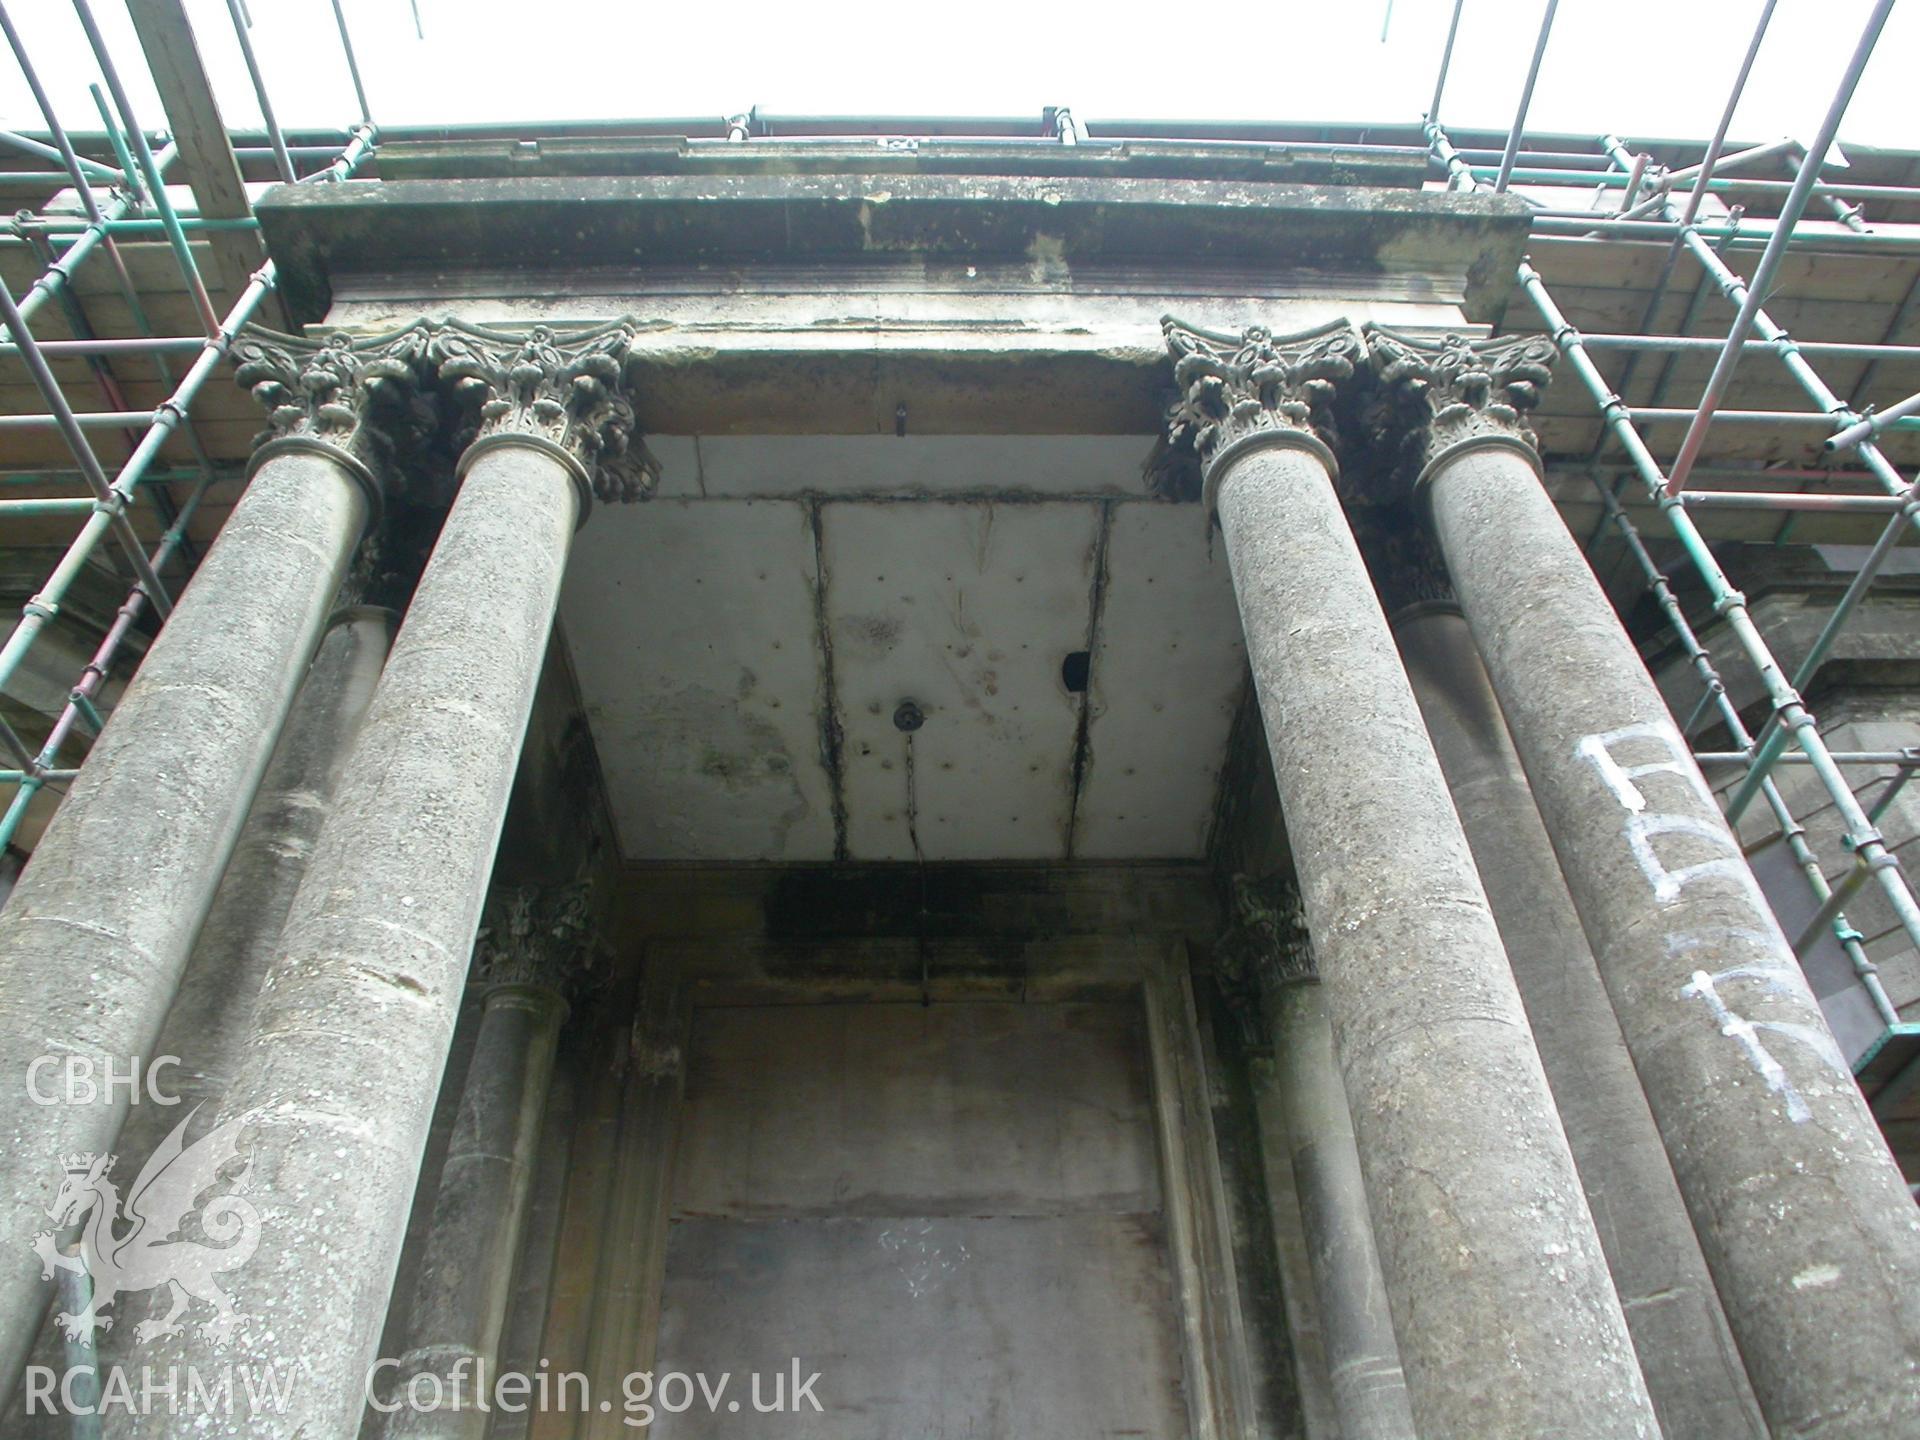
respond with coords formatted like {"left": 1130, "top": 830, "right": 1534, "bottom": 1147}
{"left": 473, "top": 880, "right": 598, "bottom": 1001}
{"left": 428, "top": 321, "right": 660, "bottom": 506}
{"left": 1366, "top": 326, "right": 1558, "bottom": 480}
{"left": 231, "top": 324, "right": 433, "bottom": 497}
{"left": 1214, "top": 871, "right": 1316, "bottom": 1048}
{"left": 1160, "top": 316, "right": 1361, "bottom": 487}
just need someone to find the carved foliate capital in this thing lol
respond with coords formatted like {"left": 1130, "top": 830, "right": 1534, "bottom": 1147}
{"left": 473, "top": 880, "right": 598, "bottom": 1000}
{"left": 231, "top": 324, "right": 434, "bottom": 495}
{"left": 1366, "top": 326, "right": 1558, "bottom": 478}
{"left": 1220, "top": 872, "right": 1316, "bottom": 990}
{"left": 1215, "top": 872, "right": 1316, "bottom": 1049}
{"left": 428, "top": 321, "right": 661, "bottom": 506}
{"left": 1158, "top": 317, "right": 1361, "bottom": 496}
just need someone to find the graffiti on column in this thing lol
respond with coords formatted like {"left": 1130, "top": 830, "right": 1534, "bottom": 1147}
{"left": 1577, "top": 721, "right": 1851, "bottom": 1122}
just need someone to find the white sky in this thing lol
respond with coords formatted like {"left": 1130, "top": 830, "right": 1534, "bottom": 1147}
{"left": 2, "top": 0, "right": 1917, "bottom": 154}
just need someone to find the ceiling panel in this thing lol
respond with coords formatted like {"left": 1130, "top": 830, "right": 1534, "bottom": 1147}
{"left": 559, "top": 443, "right": 1255, "bottom": 865}
{"left": 560, "top": 497, "right": 836, "bottom": 861}
{"left": 823, "top": 499, "right": 1099, "bottom": 861}
{"left": 1076, "top": 506, "right": 1245, "bottom": 859}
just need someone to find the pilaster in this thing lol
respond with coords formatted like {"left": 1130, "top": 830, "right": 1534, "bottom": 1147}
{"left": 1214, "top": 872, "right": 1316, "bottom": 1049}
{"left": 384, "top": 878, "right": 590, "bottom": 1439}
{"left": 1347, "top": 503, "right": 1457, "bottom": 618}
{"left": 1223, "top": 875, "right": 1418, "bottom": 1440}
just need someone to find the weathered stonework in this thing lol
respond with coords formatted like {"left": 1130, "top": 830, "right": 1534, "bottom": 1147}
{"left": 1214, "top": 871, "right": 1315, "bottom": 1052}
{"left": 1414, "top": 336, "right": 1920, "bottom": 1435}
{"left": 474, "top": 879, "right": 599, "bottom": 1000}
{"left": 1365, "top": 327, "right": 1556, "bottom": 485}
{"left": 231, "top": 324, "right": 434, "bottom": 501}
{"left": 136, "top": 360, "right": 604, "bottom": 1434}
{"left": 1158, "top": 317, "right": 1362, "bottom": 509}
{"left": 1218, "top": 871, "right": 1314, "bottom": 987}
{"left": 1194, "top": 315, "right": 1660, "bottom": 1432}
{"left": 236, "top": 320, "right": 666, "bottom": 517}
{"left": 0, "top": 340, "right": 395, "bottom": 1395}
{"left": 428, "top": 321, "right": 661, "bottom": 507}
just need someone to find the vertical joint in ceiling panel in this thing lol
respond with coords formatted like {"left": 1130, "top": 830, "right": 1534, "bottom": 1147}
{"left": 1064, "top": 500, "right": 1114, "bottom": 860}
{"left": 807, "top": 497, "right": 851, "bottom": 861}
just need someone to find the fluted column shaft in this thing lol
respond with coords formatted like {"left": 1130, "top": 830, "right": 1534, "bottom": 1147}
{"left": 1168, "top": 312, "right": 1658, "bottom": 1440}
{"left": 1394, "top": 601, "right": 1763, "bottom": 1439}
{"left": 387, "top": 985, "right": 564, "bottom": 1439}
{"left": 0, "top": 435, "right": 377, "bottom": 1392}
{"left": 1373, "top": 326, "right": 1920, "bottom": 1439}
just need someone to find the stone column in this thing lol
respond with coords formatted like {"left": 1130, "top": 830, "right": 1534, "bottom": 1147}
{"left": 124, "top": 323, "right": 655, "bottom": 1439}
{"left": 121, "top": 605, "right": 396, "bottom": 1156}
{"left": 0, "top": 331, "right": 419, "bottom": 1393}
{"left": 384, "top": 883, "right": 589, "bottom": 1439}
{"left": 1390, "top": 595, "right": 1763, "bottom": 1439}
{"left": 1162, "top": 318, "right": 1657, "bottom": 1440}
{"left": 1371, "top": 325, "right": 1920, "bottom": 1439}
{"left": 1220, "top": 876, "right": 1415, "bottom": 1440}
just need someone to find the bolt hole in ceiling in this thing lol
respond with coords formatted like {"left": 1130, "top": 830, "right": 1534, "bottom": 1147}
{"left": 1061, "top": 651, "right": 1092, "bottom": 695}
{"left": 558, "top": 435, "right": 1248, "bottom": 864}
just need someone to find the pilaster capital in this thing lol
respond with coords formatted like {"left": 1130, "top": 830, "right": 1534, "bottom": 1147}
{"left": 1365, "top": 325, "right": 1558, "bottom": 483}
{"left": 1216, "top": 872, "right": 1316, "bottom": 1047}
{"left": 231, "top": 324, "right": 435, "bottom": 509}
{"left": 1155, "top": 317, "right": 1363, "bottom": 508}
{"left": 427, "top": 321, "right": 661, "bottom": 513}
{"left": 472, "top": 879, "right": 599, "bottom": 1003}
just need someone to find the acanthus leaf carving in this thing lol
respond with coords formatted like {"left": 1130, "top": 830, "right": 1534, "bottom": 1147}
{"left": 1366, "top": 326, "right": 1558, "bottom": 474}
{"left": 1214, "top": 871, "right": 1317, "bottom": 1050}
{"left": 428, "top": 321, "right": 661, "bottom": 504}
{"left": 231, "top": 323, "right": 435, "bottom": 484}
{"left": 1159, "top": 316, "right": 1362, "bottom": 483}
{"left": 472, "top": 879, "right": 601, "bottom": 1001}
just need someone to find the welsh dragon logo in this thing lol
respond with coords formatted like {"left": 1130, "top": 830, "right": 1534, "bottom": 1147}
{"left": 31, "top": 1107, "right": 259, "bottom": 1347}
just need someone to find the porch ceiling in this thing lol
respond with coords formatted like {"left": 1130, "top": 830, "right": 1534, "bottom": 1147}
{"left": 558, "top": 435, "right": 1245, "bottom": 863}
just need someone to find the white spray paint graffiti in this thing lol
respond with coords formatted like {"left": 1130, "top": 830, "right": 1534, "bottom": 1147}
{"left": 1579, "top": 721, "right": 1848, "bottom": 1123}
{"left": 1576, "top": 721, "right": 1772, "bottom": 913}
{"left": 877, "top": 1219, "right": 970, "bottom": 1300}
{"left": 1677, "top": 961, "right": 1849, "bottom": 1123}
